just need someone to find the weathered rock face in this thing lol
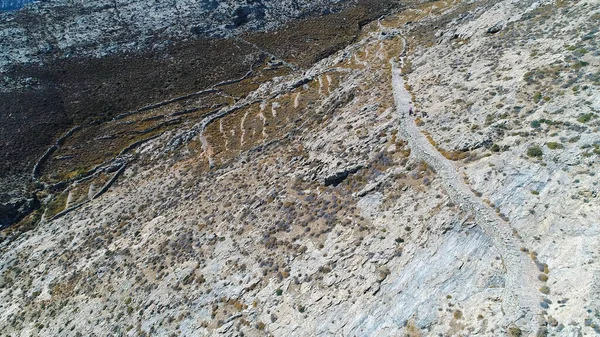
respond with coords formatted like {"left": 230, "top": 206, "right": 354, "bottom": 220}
{"left": 1, "top": 0, "right": 599, "bottom": 336}
{"left": 0, "top": 194, "right": 38, "bottom": 229}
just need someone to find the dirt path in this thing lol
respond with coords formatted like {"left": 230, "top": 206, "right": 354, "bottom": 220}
{"left": 391, "top": 54, "right": 541, "bottom": 331}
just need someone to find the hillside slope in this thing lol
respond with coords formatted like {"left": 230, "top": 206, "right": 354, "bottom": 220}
{"left": 1, "top": 0, "right": 599, "bottom": 336}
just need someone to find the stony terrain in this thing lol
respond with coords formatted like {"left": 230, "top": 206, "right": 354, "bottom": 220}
{"left": 1, "top": 0, "right": 600, "bottom": 336}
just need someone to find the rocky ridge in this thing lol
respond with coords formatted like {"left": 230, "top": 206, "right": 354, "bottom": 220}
{"left": 0, "top": 0, "right": 350, "bottom": 74}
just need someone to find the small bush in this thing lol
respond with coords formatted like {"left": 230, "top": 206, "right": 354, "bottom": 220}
{"left": 508, "top": 326, "right": 522, "bottom": 337}
{"left": 527, "top": 146, "right": 543, "bottom": 158}
{"left": 275, "top": 288, "right": 283, "bottom": 296}
{"left": 546, "top": 142, "right": 563, "bottom": 150}
{"left": 572, "top": 60, "right": 589, "bottom": 69}
{"left": 565, "top": 45, "right": 577, "bottom": 51}
{"left": 539, "top": 285, "right": 550, "bottom": 294}
{"left": 577, "top": 113, "right": 596, "bottom": 123}
{"left": 531, "top": 190, "right": 539, "bottom": 195}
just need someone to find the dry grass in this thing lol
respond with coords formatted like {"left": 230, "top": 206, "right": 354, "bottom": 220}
{"left": 422, "top": 131, "right": 470, "bottom": 161}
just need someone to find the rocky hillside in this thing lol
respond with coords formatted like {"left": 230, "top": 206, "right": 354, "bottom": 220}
{"left": 0, "top": 0, "right": 374, "bottom": 74}
{"left": 0, "top": 0, "right": 397, "bottom": 229}
{"left": 1, "top": 0, "right": 599, "bottom": 336}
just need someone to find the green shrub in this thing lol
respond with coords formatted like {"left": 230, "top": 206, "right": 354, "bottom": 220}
{"left": 530, "top": 120, "right": 541, "bottom": 128}
{"left": 565, "top": 45, "right": 577, "bottom": 51}
{"left": 546, "top": 142, "right": 563, "bottom": 150}
{"left": 527, "top": 146, "right": 543, "bottom": 158}
{"left": 577, "top": 113, "right": 596, "bottom": 123}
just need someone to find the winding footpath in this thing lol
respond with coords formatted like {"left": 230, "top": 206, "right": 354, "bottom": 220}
{"left": 391, "top": 58, "right": 542, "bottom": 331}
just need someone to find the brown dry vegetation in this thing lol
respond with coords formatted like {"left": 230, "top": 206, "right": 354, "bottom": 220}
{"left": 244, "top": 0, "right": 402, "bottom": 68}
{"left": 423, "top": 131, "right": 470, "bottom": 161}
{"left": 0, "top": 38, "right": 259, "bottom": 180}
